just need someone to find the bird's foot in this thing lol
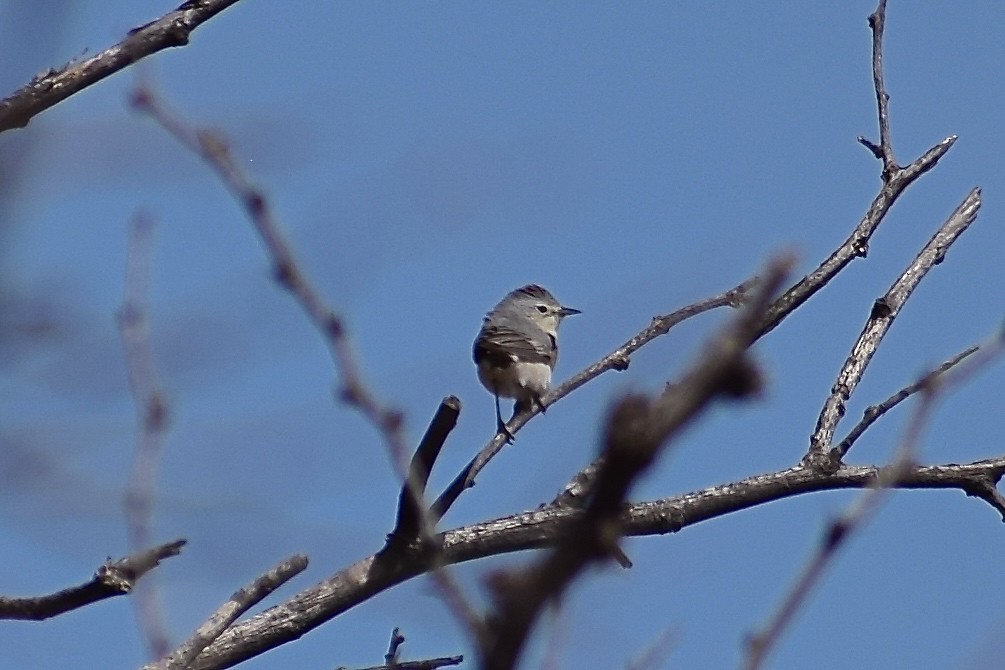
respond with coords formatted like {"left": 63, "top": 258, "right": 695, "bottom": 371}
{"left": 496, "top": 420, "right": 515, "bottom": 444}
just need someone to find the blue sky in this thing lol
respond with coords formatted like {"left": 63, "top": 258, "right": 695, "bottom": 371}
{"left": 2, "top": 1, "right": 1004, "bottom": 668}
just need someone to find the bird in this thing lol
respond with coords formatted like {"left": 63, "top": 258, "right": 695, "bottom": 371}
{"left": 472, "top": 284, "right": 580, "bottom": 441}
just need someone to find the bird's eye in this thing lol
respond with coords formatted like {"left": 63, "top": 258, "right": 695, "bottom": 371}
{"left": 536, "top": 305, "right": 548, "bottom": 314}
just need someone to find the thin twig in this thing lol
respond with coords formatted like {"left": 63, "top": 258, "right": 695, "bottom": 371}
{"left": 624, "top": 627, "right": 679, "bottom": 670}
{"left": 0, "top": 0, "right": 245, "bottom": 133}
{"left": 385, "top": 627, "right": 406, "bottom": 665}
{"left": 119, "top": 211, "right": 173, "bottom": 659}
{"left": 833, "top": 344, "right": 979, "bottom": 459}
{"left": 429, "top": 275, "right": 759, "bottom": 523}
{"left": 763, "top": 1, "right": 962, "bottom": 341}
{"left": 806, "top": 187, "right": 981, "bottom": 467}
{"left": 145, "top": 554, "right": 309, "bottom": 670}
{"left": 0, "top": 540, "right": 186, "bottom": 620}
{"left": 856, "top": 0, "right": 896, "bottom": 173}
{"left": 347, "top": 657, "right": 463, "bottom": 670}
{"left": 381, "top": 400, "right": 482, "bottom": 641}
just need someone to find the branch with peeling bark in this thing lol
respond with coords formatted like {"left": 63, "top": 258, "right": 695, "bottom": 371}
{"left": 807, "top": 187, "right": 982, "bottom": 468}
{"left": 143, "top": 554, "right": 308, "bottom": 670}
{"left": 181, "top": 452, "right": 1005, "bottom": 669}
{"left": 0, "top": 0, "right": 245, "bottom": 134}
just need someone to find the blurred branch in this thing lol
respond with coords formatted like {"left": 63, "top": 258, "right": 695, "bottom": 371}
{"left": 119, "top": 211, "right": 173, "bottom": 659}
{"left": 0, "top": 540, "right": 186, "bottom": 620}
{"left": 745, "top": 327, "right": 1005, "bottom": 670}
{"left": 625, "top": 627, "right": 679, "bottom": 670}
{"left": 133, "top": 86, "right": 413, "bottom": 502}
{"left": 806, "top": 187, "right": 982, "bottom": 468}
{"left": 429, "top": 274, "right": 759, "bottom": 523}
{"left": 144, "top": 554, "right": 309, "bottom": 670}
{"left": 0, "top": 0, "right": 245, "bottom": 134}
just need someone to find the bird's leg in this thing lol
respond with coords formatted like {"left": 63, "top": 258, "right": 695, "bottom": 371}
{"left": 495, "top": 394, "right": 514, "bottom": 443}
{"left": 516, "top": 392, "right": 546, "bottom": 415}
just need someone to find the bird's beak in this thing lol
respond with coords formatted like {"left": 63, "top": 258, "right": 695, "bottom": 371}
{"left": 559, "top": 306, "right": 581, "bottom": 317}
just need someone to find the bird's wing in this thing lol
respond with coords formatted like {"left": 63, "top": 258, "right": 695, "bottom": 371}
{"left": 473, "top": 323, "right": 555, "bottom": 367}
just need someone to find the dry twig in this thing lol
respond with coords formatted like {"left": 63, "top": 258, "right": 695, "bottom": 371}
{"left": 0, "top": 540, "right": 186, "bottom": 621}
{"left": 119, "top": 212, "right": 174, "bottom": 658}
{"left": 144, "top": 554, "right": 309, "bottom": 670}
{"left": 0, "top": 0, "right": 244, "bottom": 133}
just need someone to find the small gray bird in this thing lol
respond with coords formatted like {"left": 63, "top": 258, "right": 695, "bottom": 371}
{"left": 473, "top": 284, "right": 580, "bottom": 441}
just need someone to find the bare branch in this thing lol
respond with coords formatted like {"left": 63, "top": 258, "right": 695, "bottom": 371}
{"left": 145, "top": 554, "right": 309, "bottom": 670}
{"left": 119, "top": 211, "right": 173, "bottom": 659}
{"left": 386, "top": 397, "right": 461, "bottom": 548}
{"left": 385, "top": 627, "right": 406, "bottom": 665}
{"left": 807, "top": 188, "right": 981, "bottom": 467}
{"left": 185, "top": 449, "right": 1005, "bottom": 669}
{"left": 833, "top": 344, "right": 979, "bottom": 459}
{"left": 335, "top": 627, "right": 464, "bottom": 670}
{"left": 429, "top": 274, "right": 759, "bottom": 523}
{"left": 0, "top": 0, "right": 245, "bottom": 134}
{"left": 856, "top": 0, "right": 896, "bottom": 172}
{"left": 0, "top": 540, "right": 186, "bottom": 621}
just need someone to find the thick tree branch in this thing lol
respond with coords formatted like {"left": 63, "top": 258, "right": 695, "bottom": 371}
{"left": 807, "top": 187, "right": 982, "bottom": 466}
{"left": 0, "top": 0, "right": 245, "bottom": 134}
{"left": 187, "top": 455, "right": 1005, "bottom": 669}
{"left": 0, "top": 540, "right": 186, "bottom": 621}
